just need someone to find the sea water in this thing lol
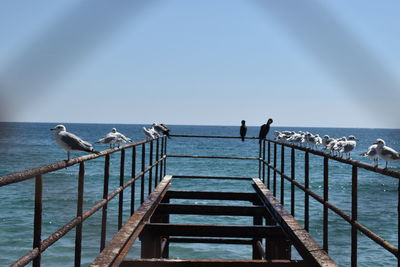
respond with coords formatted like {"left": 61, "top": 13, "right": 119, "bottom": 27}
{"left": 0, "top": 122, "right": 399, "bottom": 266}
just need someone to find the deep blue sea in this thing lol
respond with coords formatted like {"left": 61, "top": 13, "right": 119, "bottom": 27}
{"left": 0, "top": 122, "right": 399, "bottom": 267}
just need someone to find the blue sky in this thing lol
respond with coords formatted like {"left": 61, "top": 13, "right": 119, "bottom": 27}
{"left": 0, "top": 0, "right": 399, "bottom": 128}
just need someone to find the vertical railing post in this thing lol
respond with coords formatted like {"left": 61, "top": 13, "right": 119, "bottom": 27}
{"left": 163, "top": 137, "right": 167, "bottom": 176}
{"left": 258, "top": 141, "right": 262, "bottom": 178}
{"left": 290, "top": 147, "right": 295, "bottom": 216}
{"left": 33, "top": 175, "right": 43, "bottom": 267}
{"left": 304, "top": 152, "right": 309, "bottom": 232}
{"left": 100, "top": 154, "right": 110, "bottom": 252}
{"left": 118, "top": 149, "right": 125, "bottom": 230}
{"left": 280, "top": 144, "right": 285, "bottom": 205}
{"left": 323, "top": 157, "right": 329, "bottom": 252}
{"left": 74, "top": 162, "right": 85, "bottom": 267}
{"left": 155, "top": 138, "right": 160, "bottom": 184}
{"left": 131, "top": 146, "right": 136, "bottom": 215}
{"left": 160, "top": 137, "right": 164, "bottom": 181}
{"left": 141, "top": 143, "right": 145, "bottom": 204}
{"left": 148, "top": 140, "right": 153, "bottom": 194}
{"left": 273, "top": 143, "right": 277, "bottom": 197}
{"left": 267, "top": 141, "right": 271, "bottom": 189}
{"left": 262, "top": 139, "right": 266, "bottom": 183}
{"left": 351, "top": 165, "right": 358, "bottom": 267}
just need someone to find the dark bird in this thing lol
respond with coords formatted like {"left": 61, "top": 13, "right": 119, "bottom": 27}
{"left": 258, "top": 118, "right": 273, "bottom": 144}
{"left": 240, "top": 120, "right": 247, "bottom": 141}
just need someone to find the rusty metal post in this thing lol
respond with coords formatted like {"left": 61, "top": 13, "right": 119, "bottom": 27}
{"left": 141, "top": 143, "right": 145, "bottom": 204}
{"left": 351, "top": 165, "right": 358, "bottom": 267}
{"left": 258, "top": 141, "right": 262, "bottom": 178}
{"left": 118, "top": 149, "right": 125, "bottom": 230}
{"left": 156, "top": 139, "right": 160, "bottom": 184}
{"left": 280, "top": 144, "right": 285, "bottom": 205}
{"left": 163, "top": 136, "right": 167, "bottom": 176}
{"left": 304, "top": 151, "right": 309, "bottom": 232}
{"left": 267, "top": 141, "right": 271, "bottom": 189}
{"left": 160, "top": 137, "right": 164, "bottom": 181}
{"left": 100, "top": 154, "right": 110, "bottom": 251}
{"left": 74, "top": 162, "right": 85, "bottom": 267}
{"left": 323, "top": 157, "right": 329, "bottom": 252}
{"left": 273, "top": 143, "right": 277, "bottom": 197}
{"left": 148, "top": 141, "right": 153, "bottom": 195}
{"left": 262, "top": 139, "right": 266, "bottom": 183}
{"left": 252, "top": 214, "right": 263, "bottom": 259}
{"left": 291, "top": 147, "right": 295, "bottom": 216}
{"left": 33, "top": 175, "right": 42, "bottom": 267}
{"left": 131, "top": 146, "right": 136, "bottom": 215}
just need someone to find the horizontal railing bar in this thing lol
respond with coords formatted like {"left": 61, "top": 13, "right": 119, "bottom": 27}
{"left": 155, "top": 203, "right": 266, "bottom": 216}
{"left": 11, "top": 156, "right": 166, "bottom": 266}
{"left": 170, "top": 134, "right": 259, "bottom": 139}
{"left": 168, "top": 237, "right": 254, "bottom": 245}
{"left": 266, "top": 139, "right": 400, "bottom": 179}
{"left": 172, "top": 175, "right": 253, "bottom": 180}
{"left": 165, "top": 191, "right": 258, "bottom": 202}
{"left": 0, "top": 137, "right": 161, "bottom": 187}
{"left": 265, "top": 162, "right": 399, "bottom": 256}
{"left": 167, "top": 155, "right": 259, "bottom": 160}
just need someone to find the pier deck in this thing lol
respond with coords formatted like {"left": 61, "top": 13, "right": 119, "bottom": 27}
{"left": 91, "top": 175, "right": 337, "bottom": 267}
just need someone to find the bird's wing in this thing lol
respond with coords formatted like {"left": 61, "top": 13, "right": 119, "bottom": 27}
{"left": 60, "top": 132, "right": 92, "bottom": 152}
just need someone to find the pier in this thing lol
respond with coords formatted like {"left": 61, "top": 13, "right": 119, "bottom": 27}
{"left": 1, "top": 134, "right": 399, "bottom": 266}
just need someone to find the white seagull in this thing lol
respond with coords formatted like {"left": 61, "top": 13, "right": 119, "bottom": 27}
{"left": 375, "top": 139, "right": 400, "bottom": 168}
{"left": 339, "top": 135, "right": 357, "bottom": 158}
{"left": 360, "top": 140, "right": 380, "bottom": 166}
{"left": 51, "top": 125, "right": 98, "bottom": 161}
{"left": 96, "top": 128, "right": 132, "bottom": 148}
{"left": 143, "top": 127, "right": 156, "bottom": 139}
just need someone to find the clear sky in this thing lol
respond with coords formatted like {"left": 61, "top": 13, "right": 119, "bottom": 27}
{"left": 0, "top": 0, "right": 399, "bottom": 128}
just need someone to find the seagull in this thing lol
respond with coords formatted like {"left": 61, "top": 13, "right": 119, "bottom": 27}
{"left": 258, "top": 118, "right": 273, "bottom": 144}
{"left": 375, "top": 139, "right": 400, "bottom": 168}
{"left": 240, "top": 120, "right": 247, "bottom": 141}
{"left": 360, "top": 140, "right": 379, "bottom": 166}
{"left": 340, "top": 135, "right": 358, "bottom": 158}
{"left": 322, "top": 135, "right": 334, "bottom": 148}
{"left": 51, "top": 125, "right": 98, "bottom": 161}
{"left": 143, "top": 127, "right": 156, "bottom": 139}
{"left": 153, "top": 123, "right": 170, "bottom": 138}
{"left": 97, "top": 128, "right": 132, "bottom": 148}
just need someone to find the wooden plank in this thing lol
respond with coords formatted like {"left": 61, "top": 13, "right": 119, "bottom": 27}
{"left": 120, "top": 258, "right": 308, "bottom": 267}
{"left": 165, "top": 191, "right": 258, "bottom": 202}
{"left": 252, "top": 178, "right": 338, "bottom": 267}
{"left": 143, "top": 223, "right": 284, "bottom": 238}
{"left": 155, "top": 203, "right": 265, "bottom": 216}
{"left": 90, "top": 176, "right": 172, "bottom": 267}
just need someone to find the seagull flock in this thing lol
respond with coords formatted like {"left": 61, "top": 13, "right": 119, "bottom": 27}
{"left": 274, "top": 130, "right": 400, "bottom": 168}
{"left": 51, "top": 123, "right": 170, "bottom": 161}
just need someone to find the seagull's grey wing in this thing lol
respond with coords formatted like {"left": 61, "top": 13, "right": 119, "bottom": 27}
{"left": 61, "top": 132, "right": 93, "bottom": 152}
{"left": 96, "top": 136, "right": 115, "bottom": 144}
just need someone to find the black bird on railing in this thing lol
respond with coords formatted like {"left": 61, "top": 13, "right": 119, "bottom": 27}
{"left": 258, "top": 118, "right": 273, "bottom": 144}
{"left": 240, "top": 120, "right": 247, "bottom": 142}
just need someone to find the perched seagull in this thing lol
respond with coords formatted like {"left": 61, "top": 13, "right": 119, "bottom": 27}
{"left": 339, "top": 135, "right": 358, "bottom": 158}
{"left": 288, "top": 132, "right": 304, "bottom": 144}
{"left": 333, "top": 137, "right": 347, "bottom": 156}
{"left": 97, "top": 128, "right": 132, "bottom": 148}
{"left": 153, "top": 123, "right": 170, "bottom": 138}
{"left": 143, "top": 127, "right": 156, "bottom": 139}
{"left": 360, "top": 140, "right": 380, "bottom": 166}
{"left": 375, "top": 139, "right": 400, "bottom": 168}
{"left": 240, "top": 120, "right": 247, "bottom": 142}
{"left": 322, "top": 135, "right": 334, "bottom": 148}
{"left": 258, "top": 118, "right": 273, "bottom": 144}
{"left": 51, "top": 125, "right": 98, "bottom": 161}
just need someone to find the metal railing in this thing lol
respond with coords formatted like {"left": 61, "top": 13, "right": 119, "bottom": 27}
{"left": 168, "top": 134, "right": 400, "bottom": 267}
{"left": 1, "top": 133, "right": 400, "bottom": 266}
{"left": 0, "top": 136, "right": 168, "bottom": 267}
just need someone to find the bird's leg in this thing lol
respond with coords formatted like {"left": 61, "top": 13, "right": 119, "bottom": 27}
{"left": 385, "top": 161, "right": 388, "bottom": 169}
{"left": 67, "top": 151, "right": 70, "bottom": 161}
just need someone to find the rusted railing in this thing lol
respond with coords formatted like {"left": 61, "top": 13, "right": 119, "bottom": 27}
{"left": 0, "top": 136, "right": 168, "bottom": 267}
{"left": 169, "top": 134, "right": 400, "bottom": 267}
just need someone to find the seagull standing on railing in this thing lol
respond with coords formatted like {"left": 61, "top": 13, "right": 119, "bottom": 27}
{"left": 360, "top": 140, "right": 380, "bottom": 166}
{"left": 339, "top": 135, "right": 358, "bottom": 158}
{"left": 96, "top": 128, "right": 132, "bottom": 148}
{"left": 259, "top": 118, "right": 273, "bottom": 144}
{"left": 153, "top": 123, "right": 170, "bottom": 138}
{"left": 143, "top": 127, "right": 156, "bottom": 139}
{"left": 375, "top": 139, "right": 400, "bottom": 168}
{"left": 240, "top": 120, "right": 247, "bottom": 142}
{"left": 51, "top": 125, "right": 98, "bottom": 161}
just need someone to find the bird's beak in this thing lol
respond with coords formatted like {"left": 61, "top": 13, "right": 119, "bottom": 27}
{"left": 50, "top": 128, "right": 55, "bottom": 131}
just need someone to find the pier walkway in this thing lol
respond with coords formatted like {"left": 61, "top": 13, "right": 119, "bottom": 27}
{"left": 1, "top": 134, "right": 400, "bottom": 266}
